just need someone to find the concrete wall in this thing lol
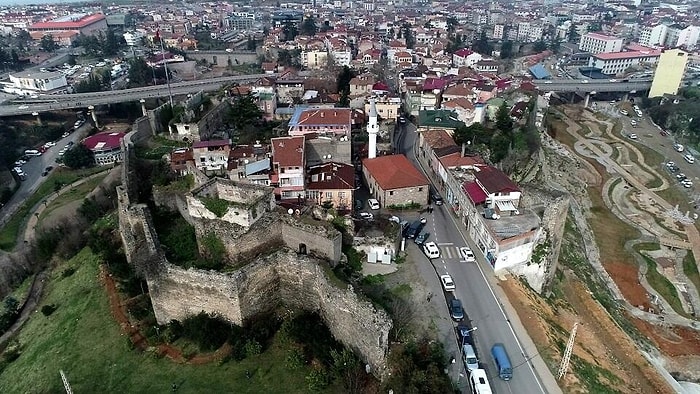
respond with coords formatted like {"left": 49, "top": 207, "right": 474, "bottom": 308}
{"left": 184, "top": 50, "right": 259, "bottom": 67}
{"left": 148, "top": 250, "right": 391, "bottom": 376}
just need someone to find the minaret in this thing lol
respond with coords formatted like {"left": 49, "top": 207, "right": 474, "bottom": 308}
{"left": 367, "top": 99, "right": 378, "bottom": 159}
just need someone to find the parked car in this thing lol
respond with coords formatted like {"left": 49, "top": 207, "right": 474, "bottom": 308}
{"left": 430, "top": 192, "right": 443, "bottom": 205}
{"left": 457, "top": 325, "right": 475, "bottom": 345}
{"left": 354, "top": 200, "right": 363, "bottom": 210}
{"left": 415, "top": 231, "right": 430, "bottom": 245}
{"left": 628, "top": 133, "right": 638, "bottom": 140}
{"left": 359, "top": 212, "right": 374, "bottom": 220}
{"left": 450, "top": 299, "right": 464, "bottom": 321}
{"left": 424, "top": 242, "right": 441, "bottom": 259}
{"left": 440, "top": 274, "right": 455, "bottom": 291}
{"left": 368, "top": 198, "right": 380, "bottom": 210}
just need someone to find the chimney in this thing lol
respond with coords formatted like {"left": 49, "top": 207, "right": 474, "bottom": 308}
{"left": 321, "top": 112, "right": 325, "bottom": 118}
{"left": 461, "top": 143, "right": 466, "bottom": 157}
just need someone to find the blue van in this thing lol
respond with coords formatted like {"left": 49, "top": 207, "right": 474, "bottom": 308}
{"left": 491, "top": 343, "right": 513, "bottom": 381}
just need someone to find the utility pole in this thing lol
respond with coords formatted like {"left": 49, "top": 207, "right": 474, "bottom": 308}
{"left": 60, "top": 370, "right": 73, "bottom": 394}
{"left": 159, "top": 34, "right": 174, "bottom": 108}
{"left": 557, "top": 322, "right": 578, "bottom": 380}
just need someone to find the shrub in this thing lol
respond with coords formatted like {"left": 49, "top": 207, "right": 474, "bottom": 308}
{"left": 200, "top": 196, "right": 230, "bottom": 217}
{"left": 244, "top": 339, "right": 262, "bottom": 357}
{"left": 305, "top": 367, "right": 330, "bottom": 391}
{"left": 61, "top": 267, "right": 76, "bottom": 278}
{"left": 285, "top": 348, "right": 306, "bottom": 370}
{"left": 40, "top": 304, "right": 57, "bottom": 316}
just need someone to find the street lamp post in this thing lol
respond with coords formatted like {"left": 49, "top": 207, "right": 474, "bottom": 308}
{"left": 460, "top": 326, "right": 478, "bottom": 351}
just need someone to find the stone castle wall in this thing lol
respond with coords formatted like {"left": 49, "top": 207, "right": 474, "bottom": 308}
{"left": 148, "top": 250, "right": 391, "bottom": 375}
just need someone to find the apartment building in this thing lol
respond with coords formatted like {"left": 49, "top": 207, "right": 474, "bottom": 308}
{"left": 578, "top": 32, "right": 624, "bottom": 54}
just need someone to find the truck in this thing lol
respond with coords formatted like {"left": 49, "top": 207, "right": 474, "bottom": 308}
{"left": 469, "top": 369, "right": 493, "bottom": 394}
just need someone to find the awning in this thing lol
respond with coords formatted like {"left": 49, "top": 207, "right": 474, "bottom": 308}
{"left": 463, "top": 182, "right": 487, "bottom": 204}
{"left": 495, "top": 200, "right": 517, "bottom": 212}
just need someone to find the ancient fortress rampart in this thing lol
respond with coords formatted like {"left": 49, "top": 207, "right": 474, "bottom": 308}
{"left": 116, "top": 125, "right": 391, "bottom": 376}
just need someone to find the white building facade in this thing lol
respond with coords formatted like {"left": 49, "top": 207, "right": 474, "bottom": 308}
{"left": 578, "top": 32, "right": 624, "bottom": 54}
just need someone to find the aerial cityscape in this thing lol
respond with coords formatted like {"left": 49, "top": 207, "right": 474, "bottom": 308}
{"left": 0, "top": 0, "right": 699, "bottom": 392}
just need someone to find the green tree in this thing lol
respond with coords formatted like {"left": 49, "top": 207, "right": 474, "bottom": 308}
{"left": 282, "top": 22, "right": 298, "bottom": 41}
{"left": 548, "top": 37, "right": 561, "bottom": 54}
{"left": 446, "top": 17, "right": 458, "bottom": 33}
{"left": 246, "top": 36, "right": 256, "bottom": 51}
{"left": 587, "top": 22, "right": 602, "bottom": 32}
{"left": 500, "top": 40, "right": 514, "bottom": 59}
{"left": 40, "top": 34, "right": 58, "bottom": 52}
{"left": 472, "top": 31, "right": 493, "bottom": 55}
{"left": 300, "top": 17, "right": 318, "bottom": 36}
{"left": 453, "top": 123, "right": 490, "bottom": 146}
{"left": 496, "top": 102, "right": 513, "bottom": 132}
{"left": 62, "top": 144, "right": 94, "bottom": 169}
{"left": 127, "top": 57, "right": 154, "bottom": 87}
{"left": 490, "top": 132, "right": 512, "bottom": 163}
{"left": 336, "top": 66, "right": 356, "bottom": 97}
{"left": 533, "top": 39, "right": 548, "bottom": 53}
{"left": 103, "top": 29, "right": 123, "bottom": 56}
{"left": 401, "top": 23, "right": 415, "bottom": 49}
{"left": 568, "top": 24, "right": 580, "bottom": 43}
{"left": 227, "top": 93, "right": 263, "bottom": 131}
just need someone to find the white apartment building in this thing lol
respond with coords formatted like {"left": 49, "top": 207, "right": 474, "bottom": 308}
{"left": 7, "top": 71, "right": 68, "bottom": 95}
{"left": 493, "top": 24, "right": 504, "bottom": 40}
{"left": 665, "top": 25, "right": 700, "bottom": 49}
{"left": 588, "top": 49, "right": 661, "bottom": 75}
{"left": 639, "top": 24, "right": 667, "bottom": 47}
{"left": 302, "top": 49, "right": 328, "bottom": 69}
{"left": 578, "top": 32, "right": 624, "bottom": 54}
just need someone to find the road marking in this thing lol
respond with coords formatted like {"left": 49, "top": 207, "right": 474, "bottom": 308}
{"left": 445, "top": 248, "right": 453, "bottom": 259}
{"left": 437, "top": 242, "right": 454, "bottom": 246}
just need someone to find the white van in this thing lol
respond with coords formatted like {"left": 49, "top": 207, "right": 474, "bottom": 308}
{"left": 367, "top": 198, "right": 380, "bottom": 210}
{"left": 423, "top": 242, "right": 440, "bottom": 259}
{"left": 463, "top": 344, "right": 479, "bottom": 371}
{"left": 469, "top": 369, "right": 493, "bottom": 394}
{"left": 685, "top": 154, "right": 695, "bottom": 164}
{"left": 24, "top": 149, "right": 42, "bottom": 156}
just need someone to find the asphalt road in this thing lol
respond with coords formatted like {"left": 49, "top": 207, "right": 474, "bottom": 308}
{"left": 1, "top": 73, "right": 274, "bottom": 117}
{"left": 396, "top": 122, "right": 555, "bottom": 393}
{"left": 0, "top": 124, "right": 88, "bottom": 229}
{"left": 532, "top": 79, "right": 652, "bottom": 93}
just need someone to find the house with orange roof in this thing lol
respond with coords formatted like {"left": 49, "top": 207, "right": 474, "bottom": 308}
{"left": 288, "top": 108, "right": 352, "bottom": 137}
{"left": 362, "top": 154, "right": 429, "bottom": 207}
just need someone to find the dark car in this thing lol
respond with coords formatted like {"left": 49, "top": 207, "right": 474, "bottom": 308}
{"left": 431, "top": 193, "right": 443, "bottom": 206}
{"left": 450, "top": 299, "right": 464, "bottom": 321}
{"left": 415, "top": 231, "right": 430, "bottom": 245}
{"left": 354, "top": 199, "right": 363, "bottom": 210}
{"left": 406, "top": 220, "right": 425, "bottom": 239}
{"left": 457, "top": 325, "right": 474, "bottom": 345}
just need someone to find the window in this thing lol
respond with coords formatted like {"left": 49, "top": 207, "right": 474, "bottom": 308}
{"left": 418, "top": 187, "right": 423, "bottom": 191}
{"left": 338, "top": 192, "right": 345, "bottom": 198}
{"left": 389, "top": 191, "right": 394, "bottom": 195}
{"left": 326, "top": 192, "right": 333, "bottom": 199}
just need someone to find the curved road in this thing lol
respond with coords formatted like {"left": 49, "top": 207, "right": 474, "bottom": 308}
{"left": 0, "top": 73, "right": 275, "bottom": 117}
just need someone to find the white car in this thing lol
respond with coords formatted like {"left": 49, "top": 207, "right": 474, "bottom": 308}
{"left": 423, "top": 241, "right": 441, "bottom": 259}
{"left": 674, "top": 144, "right": 684, "bottom": 152}
{"left": 359, "top": 212, "right": 374, "bottom": 220}
{"left": 440, "top": 274, "right": 455, "bottom": 292}
{"left": 619, "top": 109, "right": 628, "bottom": 116}
{"left": 368, "top": 198, "right": 380, "bottom": 210}
{"left": 628, "top": 133, "right": 638, "bottom": 140}
{"left": 460, "top": 247, "right": 476, "bottom": 262}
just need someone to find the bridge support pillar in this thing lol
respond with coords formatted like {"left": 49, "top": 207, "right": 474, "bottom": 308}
{"left": 88, "top": 105, "right": 99, "bottom": 129}
{"left": 140, "top": 99, "right": 147, "bottom": 117}
{"left": 32, "top": 112, "right": 41, "bottom": 126}
{"left": 584, "top": 93, "right": 591, "bottom": 108}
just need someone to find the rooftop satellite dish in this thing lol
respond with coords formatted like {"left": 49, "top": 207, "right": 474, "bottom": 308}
{"left": 288, "top": 208, "right": 294, "bottom": 215}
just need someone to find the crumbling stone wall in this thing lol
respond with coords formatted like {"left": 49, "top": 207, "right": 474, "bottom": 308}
{"left": 148, "top": 250, "right": 391, "bottom": 376}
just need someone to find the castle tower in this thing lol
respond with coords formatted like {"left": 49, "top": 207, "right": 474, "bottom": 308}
{"left": 367, "top": 99, "right": 378, "bottom": 159}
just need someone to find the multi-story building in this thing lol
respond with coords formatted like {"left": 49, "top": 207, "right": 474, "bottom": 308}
{"left": 122, "top": 31, "right": 144, "bottom": 46}
{"left": 192, "top": 140, "right": 231, "bottom": 174}
{"left": 364, "top": 95, "right": 402, "bottom": 121}
{"left": 302, "top": 49, "right": 329, "bottom": 69}
{"left": 492, "top": 24, "right": 504, "bottom": 40}
{"left": 6, "top": 71, "right": 68, "bottom": 95}
{"left": 578, "top": 32, "right": 624, "bottom": 54}
{"left": 649, "top": 49, "right": 689, "bottom": 98}
{"left": 452, "top": 48, "right": 483, "bottom": 67}
{"left": 82, "top": 131, "right": 125, "bottom": 166}
{"left": 288, "top": 108, "right": 352, "bottom": 137}
{"left": 271, "top": 136, "right": 305, "bottom": 200}
{"left": 665, "top": 25, "right": 700, "bottom": 49}
{"left": 28, "top": 13, "right": 107, "bottom": 36}
{"left": 305, "top": 162, "right": 355, "bottom": 212}
{"left": 638, "top": 24, "right": 667, "bottom": 47}
{"left": 362, "top": 154, "right": 429, "bottom": 207}
{"left": 588, "top": 48, "right": 661, "bottom": 75}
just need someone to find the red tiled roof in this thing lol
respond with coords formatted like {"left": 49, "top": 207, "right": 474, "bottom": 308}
{"left": 30, "top": 13, "right": 105, "bottom": 30}
{"left": 453, "top": 48, "right": 474, "bottom": 57}
{"left": 297, "top": 108, "right": 352, "bottom": 126}
{"left": 82, "top": 131, "right": 124, "bottom": 151}
{"left": 271, "top": 136, "right": 305, "bottom": 167}
{"left": 475, "top": 166, "right": 520, "bottom": 194}
{"left": 362, "top": 154, "right": 428, "bottom": 190}
{"left": 439, "top": 152, "right": 484, "bottom": 168}
{"left": 422, "top": 129, "right": 457, "bottom": 150}
{"left": 306, "top": 162, "right": 355, "bottom": 190}
{"left": 463, "top": 181, "right": 487, "bottom": 204}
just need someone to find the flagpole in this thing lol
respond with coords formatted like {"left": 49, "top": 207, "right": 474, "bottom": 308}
{"left": 158, "top": 31, "right": 174, "bottom": 108}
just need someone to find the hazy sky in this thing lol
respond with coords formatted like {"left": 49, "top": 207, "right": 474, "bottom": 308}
{"left": 0, "top": 0, "right": 80, "bottom": 6}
